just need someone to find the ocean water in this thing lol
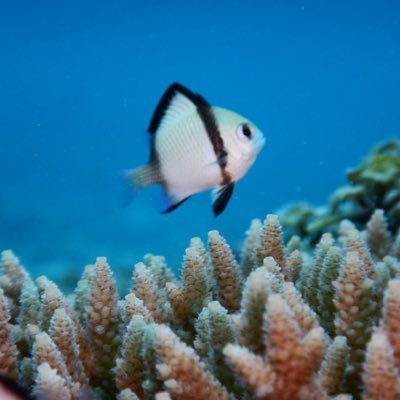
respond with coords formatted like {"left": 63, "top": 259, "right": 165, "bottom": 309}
{"left": 1, "top": 1, "right": 399, "bottom": 290}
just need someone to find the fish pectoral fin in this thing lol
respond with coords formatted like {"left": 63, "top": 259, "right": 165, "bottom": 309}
{"left": 203, "top": 154, "right": 228, "bottom": 169}
{"left": 159, "top": 187, "right": 190, "bottom": 213}
{"left": 212, "top": 182, "right": 235, "bottom": 217}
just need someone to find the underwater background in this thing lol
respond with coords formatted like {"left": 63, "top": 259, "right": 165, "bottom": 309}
{"left": 1, "top": 0, "right": 399, "bottom": 289}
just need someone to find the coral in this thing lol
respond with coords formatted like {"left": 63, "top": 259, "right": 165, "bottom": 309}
{"left": 33, "top": 362, "right": 72, "bottom": 400}
{"left": 31, "top": 331, "right": 76, "bottom": 396}
{"left": 1, "top": 206, "right": 400, "bottom": 399}
{"left": 320, "top": 336, "right": 349, "bottom": 395}
{"left": 382, "top": 279, "right": 400, "bottom": 370}
{"left": 302, "top": 233, "right": 334, "bottom": 309}
{"left": 155, "top": 324, "right": 232, "bottom": 400}
{"left": 281, "top": 281, "right": 319, "bottom": 334}
{"left": 255, "top": 214, "right": 286, "bottom": 269}
{"left": 115, "top": 315, "right": 156, "bottom": 398}
{"left": 333, "top": 251, "right": 376, "bottom": 392}
{"left": 208, "top": 230, "right": 242, "bottom": 313}
{"left": 133, "top": 262, "right": 166, "bottom": 324}
{"left": 77, "top": 257, "right": 120, "bottom": 392}
{"left": 117, "top": 388, "right": 140, "bottom": 400}
{"left": 240, "top": 218, "right": 262, "bottom": 278}
{"left": 366, "top": 209, "right": 392, "bottom": 260}
{"left": 48, "top": 308, "right": 88, "bottom": 387}
{"left": 317, "top": 246, "right": 342, "bottom": 335}
{"left": 279, "top": 139, "right": 400, "bottom": 243}
{"left": 193, "top": 301, "right": 245, "bottom": 398}
{"left": 284, "top": 248, "right": 302, "bottom": 282}
{"left": 225, "top": 293, "right": 327, "bottom": 400}
{"left": 0, "top": 288, "right": 18, "bottom": 379}
{"left": 235, "top": 266, "right": 278, "bottom": 354}
{"left": 362, "top": 328, "right": 400, "bottom": 400}
{"left": 335, "top": 139, "right": 400, "bottom": 228}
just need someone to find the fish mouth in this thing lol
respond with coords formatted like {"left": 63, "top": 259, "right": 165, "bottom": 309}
{"left": 255, "top": 134, "right": 266, "bottom": 152}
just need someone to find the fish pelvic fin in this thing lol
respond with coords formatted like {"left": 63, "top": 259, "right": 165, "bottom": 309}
{"left": 159, "top": 185, "right": 190, "bottom": 213}
{"left": 160, "top": 195, "right": 190, "bottom": 213}
{"left": 212, "top": 182, "right": 235, "bottom": 217}
{"left": 119, "top": 164, "right": 161, "bottom": 207}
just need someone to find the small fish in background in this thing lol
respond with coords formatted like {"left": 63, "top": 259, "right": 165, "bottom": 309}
{"left": 0, "top": 375, "right": 97, "bottom": 400}
{"left": 123, "top": 83, "right": 265, "bottom": 216}
{"left": 0, "top": 376, "right": 32, "bottom": 400}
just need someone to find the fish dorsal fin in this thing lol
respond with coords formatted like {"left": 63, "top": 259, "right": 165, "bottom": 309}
{"left": 148, "top": 83, "right": 209, "bottom": 135}
{"left": 212, "top": 182, "right": 235, "bottom": 217}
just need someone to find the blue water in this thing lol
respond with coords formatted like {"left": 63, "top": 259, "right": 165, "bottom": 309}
{"left": 1, "top": 1, "right": 399, "bottom": 288}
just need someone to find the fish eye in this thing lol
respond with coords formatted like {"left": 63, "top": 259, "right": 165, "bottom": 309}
{"left": 236, "top": 123, "right": 253, "bottom": 142}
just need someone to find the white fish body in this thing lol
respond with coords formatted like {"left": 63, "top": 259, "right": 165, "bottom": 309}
{"left": 125, "top": 83, "right": 265, "bottom": 216}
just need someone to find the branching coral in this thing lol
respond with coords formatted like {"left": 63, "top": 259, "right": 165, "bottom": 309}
{"left": 362, "top": 329, "right": 400, "bottom": 400}
{"left": 1, "top": 205, "right": 400, "bottom": 399}
{"left": 0, "top": 288, "right": 18, "bottom": 379}
{"left": 155, "top": 324, "right": 232, "bottom": 400}
{"left": 225, "top": 293, "right": 327, "bottom": 400}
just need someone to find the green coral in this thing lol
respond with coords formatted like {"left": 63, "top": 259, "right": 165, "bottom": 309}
{"left": 280, "top": 139, "right": 400, "bottom": 243}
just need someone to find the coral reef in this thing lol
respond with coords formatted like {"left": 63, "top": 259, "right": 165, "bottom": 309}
{"left": 1, "top": 205, "right": 400, "bottom": 399}
{"left": 280, "top": 139, "right": 400, "bottom": 244}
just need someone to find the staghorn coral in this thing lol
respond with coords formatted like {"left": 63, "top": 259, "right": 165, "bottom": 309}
{"left": 333, "top": 251, "right": 376, "bottom": 393}
{"left": 320, "top": 335, "right": 349, "bottom": 395}
{"left": 240, "top": 218, "right": 262, "bottom": 278}
{"left": 115, "top": 315, "right": 156, "bottom": 398}
{"left": 224, "top": 293, "right": 327, "bottom": 400}
{"left": 77, "top": 257, "right": 120, "bottom": 393}
{"left": 117, "top": 388, "right": 140, "bottom": 400}
{"left": 155, "top": 324, "right": 232, "bottom": 400}
{"left": 302, "top": 232, "right": 334, "bottom": 309}
{"left": 255, "top": 214, "right": 286, "bottom": 269}
{"left": 362, "top": 328, "right": 400, "bottom": 400}
{"left": 193, "top": 301, "right": 245, "bottom": 399}
{"left": 317, "top": 246, "right": 342, "bottom": 335}
{"left": 235, "top": 266, "right": 278, "bottom": 354}
{"left": 31, "top": 331, "right": 77, "bottom": 396}
{"left": 366, "top": 209, "right": 392, "bottom": 260}
{"left": 132, "top": 262, "right": 166, "bottom": 324}
{"left": 0, "top": 288, "right": 18, "bottom": 379}
{"left": 48, "top": 308, "right": 88, "bottom": 388}
{"left": 1, "top": 207, "right": 400, "bottom": 399}
{"left": 33, "top": 362, "right": 72, "bottom": 400}
{"left": 208, "top": 230, "right": 242, "bottom": 313}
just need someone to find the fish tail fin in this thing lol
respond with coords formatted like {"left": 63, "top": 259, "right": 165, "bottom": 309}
{"left": 119, "top": 164, "right": 160, "bottom": 207}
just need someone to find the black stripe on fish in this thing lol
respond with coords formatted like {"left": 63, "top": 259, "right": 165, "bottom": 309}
{"left": 195, "top": 98, "right": 232, "bottom": 184}
{"left": 148, "top": 82, "right": 231, "bottom": 184}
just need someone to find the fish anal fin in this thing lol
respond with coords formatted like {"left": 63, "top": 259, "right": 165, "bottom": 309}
{"left": 212, "top": 182, "right": 235, "bottom": 217}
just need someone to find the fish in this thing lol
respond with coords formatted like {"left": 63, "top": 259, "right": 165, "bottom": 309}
{"left": 123, "top": 82, "right": 265, "bottom": 216}
{"left": 0, "top": 375, "right": 33, "bottom": 400}
{"left": 0, "top": 375, "right": 97, "bottom": 400}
